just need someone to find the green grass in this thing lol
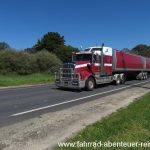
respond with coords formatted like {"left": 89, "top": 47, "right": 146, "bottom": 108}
{"left": 0, "top": 73, "right": 54, "bottom": 87}
{"left": 57, "top": 92, "right": 150, "bottom": 150}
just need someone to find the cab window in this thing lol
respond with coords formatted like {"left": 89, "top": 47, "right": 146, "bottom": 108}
{"left": 75, "top": 54, "right": 92, "bottom": 61}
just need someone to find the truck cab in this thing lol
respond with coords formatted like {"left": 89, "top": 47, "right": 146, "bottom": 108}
{"left": 55, "top": 46, "right": 115, "bottom": 90}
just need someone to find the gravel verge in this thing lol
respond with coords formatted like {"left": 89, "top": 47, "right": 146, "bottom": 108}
{"left": 0, "top": 83, "right": 150, "bottom": 150}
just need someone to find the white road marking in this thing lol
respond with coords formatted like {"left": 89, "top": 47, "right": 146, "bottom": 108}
{"left": 10, "top": 80, "right": 150, "bottom": 117}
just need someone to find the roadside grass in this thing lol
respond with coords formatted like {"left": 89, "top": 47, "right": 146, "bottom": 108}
{"left": 0, "top": 73, "right": 54, "bottom": 87}
{"left": 57, "top": 92, "right": 150, "bottom": 150}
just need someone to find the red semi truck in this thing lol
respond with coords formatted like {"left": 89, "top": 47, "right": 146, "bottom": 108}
{"left": 55, "top": 45, "right": 150, "bottom": 90}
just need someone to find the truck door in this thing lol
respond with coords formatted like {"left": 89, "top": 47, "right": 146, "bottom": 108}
{"left": 103, "top": 48, "right": 112, "bottom": 75}
{"left": 91, "top": 54, "right": 100, "bottom": 75}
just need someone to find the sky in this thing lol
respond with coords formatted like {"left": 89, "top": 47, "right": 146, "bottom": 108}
{"left": 0, "top": 0, "right": 150, "bottom": 50}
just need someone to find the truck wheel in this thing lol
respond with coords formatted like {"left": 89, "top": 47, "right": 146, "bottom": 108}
{"left": 141, "top": 73, "right": 144, "bottom": 80}
{"left": 121, "top": 74, "right": 126, "bottom": 84}
{"left": 145, "top": 73, "right": 148, "bottom": 79}
{"left": 144, "top": 73, "right": 147, "bottom": 80}
{"left": 115, "top": 76, "right": 121, "bottom": 85}
{"left": 85, "top": 77, "right": 95, "bottom": 91}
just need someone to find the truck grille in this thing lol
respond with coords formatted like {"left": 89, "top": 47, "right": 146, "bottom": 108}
{"left": 62, "top": 63, "right": 75, "bottom": 69}
{"left": 60, "top": 63, "right": 75, "bottom": 80}
{"left": 55, "top": 63, "right": 80, "bottom": 83}
{"left": 61, "top": 69, "right": 72, "bottom": 79}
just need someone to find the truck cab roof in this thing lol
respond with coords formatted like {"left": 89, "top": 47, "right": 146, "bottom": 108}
{"left": 84, "top": 46, "right": 112, "bottom": 52}
{"left": 76, "top": 46, "right": 113, "bottom": 56}
{"left": 76, "top": 51, "right": 91, "bottom": 55}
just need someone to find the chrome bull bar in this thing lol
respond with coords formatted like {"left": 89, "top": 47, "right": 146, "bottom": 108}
{"left": 55, "top": 68, "right": 85, "bottom": 89}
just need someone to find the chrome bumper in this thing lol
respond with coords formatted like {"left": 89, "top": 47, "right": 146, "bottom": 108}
{"left": 55, "top": 68, "right": 85, "bottom": 89}
{"left": 55, "top": 80, "right": 85, "bottom": 89}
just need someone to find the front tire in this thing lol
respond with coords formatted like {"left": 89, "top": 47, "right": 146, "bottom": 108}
{"left": 85, "top": 77, "right": 95, "bottom": 91}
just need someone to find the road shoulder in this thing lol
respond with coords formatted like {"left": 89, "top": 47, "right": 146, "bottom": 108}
{"left": 0, "top": 83, "right": 150, "bottom": 150}
{"left": 0, "top": 83, "right": 51, "bottom": 90}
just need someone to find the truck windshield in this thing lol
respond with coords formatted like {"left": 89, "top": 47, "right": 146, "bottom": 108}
{"left": 75, "top": 54, "right": 92, "bottom": 61}
{"left": 91, "top": 48, "right": 102, "bottom": 51}
{"left": 84, "top": 48, "right": 90, "bottom": 51}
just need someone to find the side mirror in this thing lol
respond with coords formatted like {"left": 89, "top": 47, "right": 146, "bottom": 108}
{"left": 87, "top": 64, "right": 91, "bottom": 70}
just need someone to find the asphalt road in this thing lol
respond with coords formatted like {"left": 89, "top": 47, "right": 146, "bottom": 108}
{"left": 0, "top": 79, "right": 150, "bottom": 127}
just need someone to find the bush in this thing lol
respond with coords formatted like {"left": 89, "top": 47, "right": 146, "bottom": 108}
{"left": 0, "top": 49, "right": 61, "bottom": 75}
{"left": 0, "top": 50, "right": 17, "bottom": 74}
{"left": 34, "top": 50, "right": 61, "bottom": 73}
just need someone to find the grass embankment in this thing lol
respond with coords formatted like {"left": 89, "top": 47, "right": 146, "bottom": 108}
{"left": 57, "top": 92, "right": 150, "bottom": 150}
{"left": 0, "top": 73, "right": 54, "bottom": 87}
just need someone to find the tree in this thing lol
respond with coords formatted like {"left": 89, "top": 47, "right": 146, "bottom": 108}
{"left": 30, "top": 31, "right": 79, "bottom": 62}
{"left": 121, "top": 48, "right": 130, "bottom": 52}
{"left": 131, "top": 44, "right": 150, "bottom": 57}
{"left": 0, "top": 42, "right": 10, "bottom": 50}
{"left": 24, "top": 47, "right": 36, "bottom": 53}
{"left": 33, "top": 32, "right": 65, "bottom": 52}
{"left": 55, "top": 45, "right": 79, "bottom": 62}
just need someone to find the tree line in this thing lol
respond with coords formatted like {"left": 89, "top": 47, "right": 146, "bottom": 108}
{"left": 0, "top": 32, "right": 150, "bottom": 75}
{"left": 0, "top": 32, "right": 78, "bottom": 75}
{"left": 24, "top": 32, "right": 79, "bottom": 62}
{"left": 122, "top": 44, "right": 150, "bottom": 57}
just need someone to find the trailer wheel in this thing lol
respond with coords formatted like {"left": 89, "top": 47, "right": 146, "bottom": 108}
{"left": 85, "top": 77, "right": 95, "bottom": 91}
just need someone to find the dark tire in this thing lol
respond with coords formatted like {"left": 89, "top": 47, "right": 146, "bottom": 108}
{"left": 145, "top": 74, "right": 148, "bottom": 80}
{"left": 115, "top": 76, "right": 121, "bottom": 85}
{"left": 141, "top": 73, "right": 144, "bottom": 80}
{"left": 85, "top": 77, "right": 95, "bottom": 91}
{"left": 121, "top": 74, "right": 126, "bottom": 84}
